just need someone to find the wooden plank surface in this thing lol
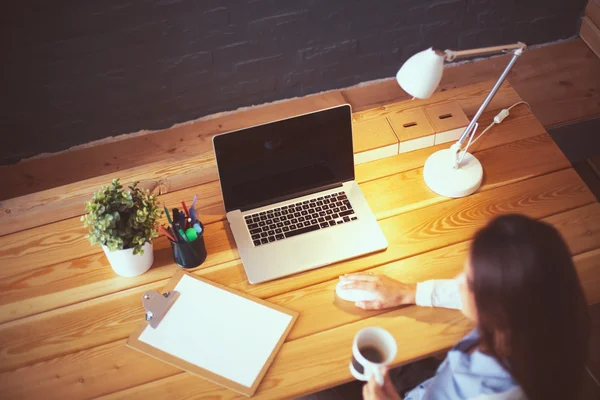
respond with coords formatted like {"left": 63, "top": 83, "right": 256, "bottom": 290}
{"left": 0, "top": 101, "right": 543, "bottom": 284}
{"left": 582, "top": 16, "right": 600, "bottom": 59}
{"left": 3, "top": 245, "right": 599, "bottom": 400}
{"left": 4, "top": 244, "right": 598, "bottom": 400}
{"left": 0, "top": 92, "right": 347, "bottom": 201}
{"left": 3, "top": 38, "right": 600, "bottom": 206}
{"left": 0, "top": 180, "right": 226, "bottom": 280}
{"left": 0, "top": 81, "right": 520, "bottom": 238}
{"left": 387, "top": 107, "right": 435, "bottom": 141}
{"left": 352, "top": 118, "right": 397, "bottom": 152}
{"left": 0, "top": 168, "right": 595, "bottom": 374}
{"left": 280, "top": 208, "right": 600, "bottom": 342}
{"left": 343, "top": 39, "right": 600, "bottom": 128}
{"left": 104, "top": 250, "right": 600, "bottom": 400}
{"left": 0, "top": 81, "right": 520, "bottom": 242}
{"left": 0, "top": 137, "right": 579, "bottom": 338}
{"left": 586, "top": 0, "right": 600, "bottom": 32}
{"left": 459, "top": 39, "right": 600, "bottom": 129}
{"left": 0, "top": 130, "right": 568, "bottom": 324}
{"left": 1, "top": 82, "right": 599, "bottom": 399}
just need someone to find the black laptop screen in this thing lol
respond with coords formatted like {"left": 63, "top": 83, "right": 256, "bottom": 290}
{"left": 213, "top": 105, "right": 354, "bottom": 212}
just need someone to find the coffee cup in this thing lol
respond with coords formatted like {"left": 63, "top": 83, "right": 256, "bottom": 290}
{"left": 349, "top": 327, "right": 397, "bottom": 385}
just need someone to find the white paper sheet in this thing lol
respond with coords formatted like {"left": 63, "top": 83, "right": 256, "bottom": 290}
{"left": 139, "top": 274, "right": 293, "bottom": 387}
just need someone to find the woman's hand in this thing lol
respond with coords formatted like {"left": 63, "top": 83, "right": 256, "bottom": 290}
{"left": 362, "top": 369, "right": 402, "bottom": 400}
{"left": 340, "top": 274, "right": 417, "bottom": 310}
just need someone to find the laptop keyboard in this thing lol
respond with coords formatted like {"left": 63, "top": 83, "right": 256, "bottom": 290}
{"left": 244, "top": 191, "right": 358, "bottom": 246}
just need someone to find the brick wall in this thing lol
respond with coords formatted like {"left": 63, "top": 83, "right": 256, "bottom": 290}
{"left": 1, "top": 0, "right": 587, "bottom": 165}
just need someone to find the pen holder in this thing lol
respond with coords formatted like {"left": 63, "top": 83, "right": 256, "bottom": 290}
{"left": 168, "top": 224, "right": 208, "bottom": 269}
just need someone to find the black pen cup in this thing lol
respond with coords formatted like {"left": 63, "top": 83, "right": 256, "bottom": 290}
{"left": 168, "top": 224, "right": 208, "bottom": 268}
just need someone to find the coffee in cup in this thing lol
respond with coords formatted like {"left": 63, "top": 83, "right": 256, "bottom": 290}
{"left": 350, "top": 327, "right": 397, "bottom": 385}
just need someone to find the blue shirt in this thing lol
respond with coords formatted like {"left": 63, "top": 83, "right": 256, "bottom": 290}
{"left": 404, "top": 329, "right": 517, "bottom": 400}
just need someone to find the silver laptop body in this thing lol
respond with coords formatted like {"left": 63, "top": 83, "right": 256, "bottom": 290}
{"left": 213, "top": 104, "right": 388, "bottom": 284}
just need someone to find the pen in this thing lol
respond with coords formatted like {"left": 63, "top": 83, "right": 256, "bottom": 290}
{"left": 173, "top": 220, "right": 182, "bottom": 240}
{"left": 181, "top": 201, "right": 190, "bottom": 219}
{"left": 179, "top": 227, "right": 200, "bottom": 259}
{"left": 177, "top": 228, "right": 188, "bottom": 242}
{"left": 191, "top": 194, "right": 198, "bottom": 210}
{"left": 190, "top": 208, "right": 197, "bottom": 223}
{"left": 171, "top": 226, "right": 187, "bottom": 265}
{"left": 159, "top": 225, "right": 176, "bottom": 242}
{"left": 164, "top": 205, "right": 173, "bottom": 225}
{"left": 172, "top": 208, "right": 180, "bottom": 227}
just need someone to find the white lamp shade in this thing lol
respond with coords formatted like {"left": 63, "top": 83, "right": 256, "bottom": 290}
{"left": 396, "top": 48, "right": 445, "bottom": 99}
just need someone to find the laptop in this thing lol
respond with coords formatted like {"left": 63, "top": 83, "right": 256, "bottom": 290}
{"left": 213, "top": 104, "right": 388, "bottom": 284}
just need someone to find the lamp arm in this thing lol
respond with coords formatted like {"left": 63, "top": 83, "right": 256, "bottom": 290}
{"left": 454, "top": 45, "right": 525, "bottom": 147}
{"left": 444, "top": 42, "right": 526, "bottom": 62}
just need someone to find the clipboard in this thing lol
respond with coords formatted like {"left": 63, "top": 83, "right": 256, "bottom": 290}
{"left": 127, "top": 270, "right": 298, "bottom": 397}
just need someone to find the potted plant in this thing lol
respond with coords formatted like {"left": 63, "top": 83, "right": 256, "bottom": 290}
{"left": 82, "top": 178, "right": 162, "bottom": 277}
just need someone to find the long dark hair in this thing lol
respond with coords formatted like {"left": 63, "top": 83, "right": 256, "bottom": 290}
{"left": 470, "top": 214, "right": 590, "bottom": 400}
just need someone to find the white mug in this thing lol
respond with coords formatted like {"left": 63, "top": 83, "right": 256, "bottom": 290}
{"left": 349, "top": 327, "right": 397, "bottom": 385}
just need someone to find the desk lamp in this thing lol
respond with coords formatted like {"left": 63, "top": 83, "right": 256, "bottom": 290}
{"left": 396, "top": 42, "right": 527, "bottom": 197}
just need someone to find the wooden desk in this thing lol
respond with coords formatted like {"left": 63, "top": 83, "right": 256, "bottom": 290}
{"left": 1, "top": 82, "right": 599, "bottom": 399}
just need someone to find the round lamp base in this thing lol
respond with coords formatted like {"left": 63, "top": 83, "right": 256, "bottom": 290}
{"left": 423, "top": 149, "right": 483, "bottom": 198}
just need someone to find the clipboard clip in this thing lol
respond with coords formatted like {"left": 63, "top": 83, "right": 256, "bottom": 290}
{"left": 142, "top": 290, "right": 180, "bottom": 328}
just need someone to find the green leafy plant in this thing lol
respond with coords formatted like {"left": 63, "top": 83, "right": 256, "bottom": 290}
{"left": 81, "top": 179, "right": 162, "bottom": 255}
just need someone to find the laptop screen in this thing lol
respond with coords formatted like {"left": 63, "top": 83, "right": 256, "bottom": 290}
{"left": 214, "top": 104, "right": 354, "bottom": 212}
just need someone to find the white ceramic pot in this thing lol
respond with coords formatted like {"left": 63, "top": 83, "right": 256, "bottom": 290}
{"left": 102, "top": 242, "right": 154, "bottom": 277}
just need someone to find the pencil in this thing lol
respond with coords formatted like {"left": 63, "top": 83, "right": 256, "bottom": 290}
{"left": 181, "top": 201, "right": 190, "bottom": 219}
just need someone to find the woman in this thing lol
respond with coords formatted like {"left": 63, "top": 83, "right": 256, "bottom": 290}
{"left": 341, "top": 215, "right": 590, "bottom": 400}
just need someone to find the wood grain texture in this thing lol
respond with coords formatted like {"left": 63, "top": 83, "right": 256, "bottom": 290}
{"left": 356, "top": 104, "right": 545, "bottom": 184}
{"left": 99, "top": 249, "right": 600, "bottom": 400}
{"left": 587, "top": 0, "right": 600, "bottom": 28}
{"left": 0, "top": 180, "right": 225, "bottom": 279}
{"left": 387, "top": 107, "right": 435, "bottom": 141}
{"left": 343, "top": 39, "right": 600, "bottom": 128}
{"left": 0, "top": 94, "right": 349, "bottom": 237}
{"left": 581, "top": 16, "right": 600, "bottom": 59}
{"left": 1, "top": 81, "right": 599, "bottom": 399}
{"left": 50, "top": 242, "right": 600, "bottom": 400}
{"left": 2, "top": 234, "right": 599, "bottom": 400}
{"left": 0, "top": 132, "right": 569, "bottom": 324}
{"left": 0, "top": 218, "right": 238, "bottom": 322}
{"left": 352, "top": 81, "right": 521, "bottom": 123}
{"left": 0, "top": 339, "right": 181, "bottom": 400}
{"left": 0, "top": 168, "right": 594, "bottom": 374}
{"left": 423, "top": 102, "right": 470, "bottom": 133}
{"left": 0, "top": 153, "right": 218, "bottom": 237}
{"left": 361, "top": 134, "right": 570, "bottom": 220}
{"left": 498, "top": 39, "right": 600, "bottom": 128}
{"left": 0, "top": 307, "right": 470, "bottom": 400}
{"left": 279, "top": 210, "right": 600, "bottom": 342}
{"left": 4, "top": 38, "right": 598, "bottom": 206}
{"left": 101, "top": 308, "right": 471, "bottom": 400}
{"left": 0, "top": 88, "right": 533, "bottom": 278}
{"left": 352, "top": 118, "right": 397, "bottom": 152}
{"left": 0, "top": 82, "right": 513, "bottom": 238}
{"left": 0, "top": 92, "right": 347, "bottom": 201}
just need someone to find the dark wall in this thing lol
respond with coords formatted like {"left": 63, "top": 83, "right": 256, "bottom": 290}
{"left": 2, "top": 0, "right": 586, "bottom": 165}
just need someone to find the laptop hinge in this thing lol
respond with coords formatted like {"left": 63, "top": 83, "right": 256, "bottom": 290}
{"left": 239, "top": 182, "right": 344, "bottom": 212}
